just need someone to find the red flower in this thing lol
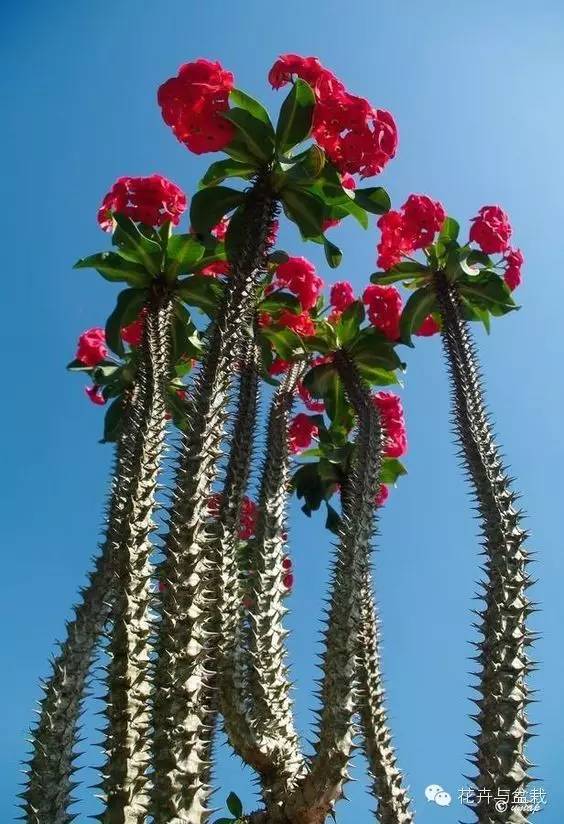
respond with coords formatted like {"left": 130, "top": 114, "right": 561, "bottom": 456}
{"left": 341, "top": 173, "right": 356, "bottom": 190}
{"left": 266, "top": 219, "right": 280, "bottom": 247}
{"left": 85, "top": 385, "right": 106, "bottom": 406}
{"left": 372, "top": 391, "right": 407, "bottom": 458}
{"left": 312, "top": 353, "right": 334, "bottom": 367}
{"left": 199, "top": 260, "right": 230, "bottom": 277}
{"left": 322, "top": 217, "right": 341, "bottom": 232}
{"left": 121, "top": 311, "right": 146, "bottom": 347}
{"left": 288, "top": 413, "right": 319, "bottom": 454}
{"left": 269, "top": 55, "right": 397, "bottom": 178}
{"left": 402, "top": 194, "right": 446, "bottom": 249}
{"left": 328, "top": 309, "right": 342, "bottom": 325}
{"left": 274, "top": 256, "right": 324, "bottom": 310}
{"left": 278, "top": 310, "right": 316, "bottom": 337}
{"left": 207, "top": 492, "right": 223, "bottom": 517}
{"left": 469, "top": 205, "right": 512, "bottom": 254}
{"left": 415, "top": 315, "right": 441, "bottom": 337}
{"left": 375, "top": 484, "right": 389, "bottom": 507}
{"left": 76, "top": 327, "right": 108, "bottom": 366}
{"left": 330, "top": 280, "right": 355, "bottom": 311}
{"left": 269, "top": 358, "right": 291, "bottom": 376}
{"left": 376, "top": 194, "right": 445, "bottom": 270}
{"left": 362, "top": 284, "right": 402, "bottom": 341}
{"left": 97, "top": 175, "right": 187, "bottom": 231}
{"left": 158, "top": 59, "right": 235, "bottom": 154}
{"left": 282, "top": 557, "right": 293, "bottom": 570}
{"left": 239, "top": 496, "right": 258, "bottom": 540}
{"left": 503, "top": 247, "right": 523, "bottom": 291}
{"left": 282, "top": 573, "right": 294, "bottom": 590}
{"left": 258, "top": 312, "right": 273, "bottom": 328}
{"left": 298, "top": 382, "right": 325, "bottom": 413}
{"left": 211, "top": 217, "right": 229, "bottom": 240}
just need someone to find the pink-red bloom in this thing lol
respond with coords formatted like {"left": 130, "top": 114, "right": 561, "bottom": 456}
{"left": 288, "top": 413, "right": 319, "bottom": 454}
{"left": 362, "top": 284, "right": 402, "bottom": 341}
{"left": 469, "top": 205, "right": 512, "bottom": 254}
{"left": 76, "top": 327, "right": 107, "bottom": 366}
{"left": 278, "top": 310, "right": 316, "bottom": 337}
{"left": 298, "top": 382, "right": 325, "bottom": 412}
{"left": 375, "top": 484, "right": 389, "bottom": 507}
{"left": 199, "top": 260, "right": 230, "bottom": 277}
{"left": 269, "top": 358, "right": 291, "bottom": 376}
{"left": 376, "top": 194, "right": 445, "bottom": 270}
{"left": 330, "top": 280, "right": 355, "bottom": 312}
{"left": 158, "top": 59, "right": 235, "bottom": 154}
{"left": 415, "top": 315, "right": 441, "bottom": 337}
{"left": 121, "top": 311, "right": 146, "bottom": 347}
{"left": 372, "top": 391, "right": 407, "bottom": 458}
{"left": 211, "top": 217, "right": 229, "bottom": 240}
{"left": 503, "top": 247, "right": 523, "bottom": 291}
{"left": 207, "top": 492, "right": 257, "bottom": 540}
{"left": 268, "top": 54, "right": 397, "bottom": 178}
{"left": 274, "top": 256, "right": 324, "bottom": 311}
{"left": 97, "top": 175, "right": 187, "bottom": 231}
{"left": 85, "top": 385, "right": 106, "bottom": 406}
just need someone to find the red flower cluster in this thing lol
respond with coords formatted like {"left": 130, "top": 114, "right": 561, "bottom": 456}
{"left": 375, "top": 484, "right": 389, "bottom": 507}
{"left": 415, "top": 315, "right": 441, "bottom": 337}
{"left": 85, "top": 385, "right": 106, "bottom": 406}
{"left": 288, "top": 413, "right": 319, "bottom": 454}
{"left": 269, "top": 54, "right": 397, "bottom": 178}
{"left": 298, "top": 382, "right": 325, "bottom": 413}
{"left": 121, "top": 311, "right": 146, "bottom": 347}
{"left": 268, "top": 358, "right": 291, "bottom": 376}
{"left": 362, "top": 284, "right": 402, "bottom": 341}
{"left": 158, "top": 59, "right": 235, "bottom": 154}
{"left": 282, "top": 556, "right": 294, "bottom": 591}
{"left": 278, "top": 310, "right": 316, "bottom": 337}
{"left": 200, "top": 260, "right": 230, "bottom": 277}
{"left": 330, "top": 280, "right": 355, "bottom": 312}
{"left": 274, "top": 256, "right": 324, "bottom": 310}
{"left": 469, "top": 205, "right": 512, "bottom": 254}
{"left": 211, "top": 217, "right": 229, "bottom": 240}
{"left": 503, "top": 248, "right": 524, "bottom": 291}
{"left": 372, "top": 392, "right": 407, "bottom": 458}
{"left": 377, "top": 194, "right": 446, "bottom": 270}
{"left": 76, "top": 328, "right": 107, "bottom": 366}
{"left": 97, "top": 175, "right": 187, "bottom": 232}
{"left": 207, "top": 493, "right": 257, "bottom": 540}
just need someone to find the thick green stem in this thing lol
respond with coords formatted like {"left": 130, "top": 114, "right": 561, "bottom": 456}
{"left": 101, "top": 291, "right": 173, "bottom": 822}
{"left": 284, "top": 353, "right": 382, "bottom": 824}
{"left": 151, "top": 174, "right": 278, "bottom": 824}
{"left": 245, "top": 363, "right": 307, "bottom": 803}
{"left": 435, "top": 272, "right": 534, "bottom": 824}
{"left": 357, "top": 569, "right": 413, "bottom": 824}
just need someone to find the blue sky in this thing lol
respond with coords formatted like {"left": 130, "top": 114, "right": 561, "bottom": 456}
{"left": 1, "top": 1, "right": 564, "bottom": 821}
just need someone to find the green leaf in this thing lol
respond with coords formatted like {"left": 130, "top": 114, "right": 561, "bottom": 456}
{"left": 176, "top": 275, "right": 225, "bottom": 318}
{"left": 105, "top": 288, "right": 147, "bottom": 357}
{"left": 223, "top": 108, "right": 275, "bottom": 162}
{"left": 370, "top": 261, "right": 430, "bottom": 285}
{"left": 259, "top": 291, "right": 301, "bottom": 314}
{"left": 190, "top": 186, "right": 245, "bottom": 234}
{"left": 282, "top": 187, "right": 325, "bottom": 239}
{"left": 380, "top": 458, "right": 407, "bottom": 485}
{"left": 230, "top": 88, "right": 272, "bottom": 126}
{"left": 325, "top": 502, "right": 342, "bottom": 535}
{"left": 200, "top": 158, "right": 257, "bottom": 188}
{"left": 226, "top": 792, "right": 243, "bottom": 819}
{"left": 66, "top": 358, "right": 94, "bottom": 372}
{"left": 73, "top": 252, "right": 151, "bottom": 287}
{"left": 171, "top": 305, "right": 204, "bottom": 360}
{"left": 212, "top": 819, "right": 234, "bottom": 824}
{"left": 336, "top": 300, "right": 365, "bottom": 346}
{"left": 353, "top": 187, "right": 391, "bottom": 215}
{"left": 439, "top": 216, "right": 460, "bottom": 243}
{"left": 165, "top": 234, "right": 205, "bottom": 280}
{"left": 459, "top": 271, "right": 516, "bottom": 317}
{"left": 224, "top": 205, "right": 247, "bottom": 264}
{"left": 292, "top": 463, "right": 325, "bottom": 514}
{"left": 101, "top": 396, "right": 124, "bottom": 444}
{"left": 261, "top": 326, "right": 306, "bottom": 361}
{"left": 112, "top": 213, "right": 162, "bottom": 274}
{"left": 324, "top": 237, "right": 342, "bottom": 269}
{"left": 275, "top": 78, "right": 316, "bottom": 155}
{"left": 399, "top": 285, "right": 438, "bottom": 346}
{"left": 465, "top": 249, "right": 493, "bottom": 268}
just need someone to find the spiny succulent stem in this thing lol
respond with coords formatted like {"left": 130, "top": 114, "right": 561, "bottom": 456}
{"left": 435, "top": 271, "right": 533, "bottom": 823}
{"left": 101, "top": 290, "right": 173, "bottom": 823}
{"left": 283, "top": 352, "right": 383, "bottom": 824}
{"left": 245, "top": 362, "right": 306, "bottom": 803}
{"left": 151, "top": 174, "right": 278, "bottom": 824}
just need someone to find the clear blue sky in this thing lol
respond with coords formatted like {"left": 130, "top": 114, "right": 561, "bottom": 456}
{"left": 1, "top": 1, "right": 563, "bottom": 821}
